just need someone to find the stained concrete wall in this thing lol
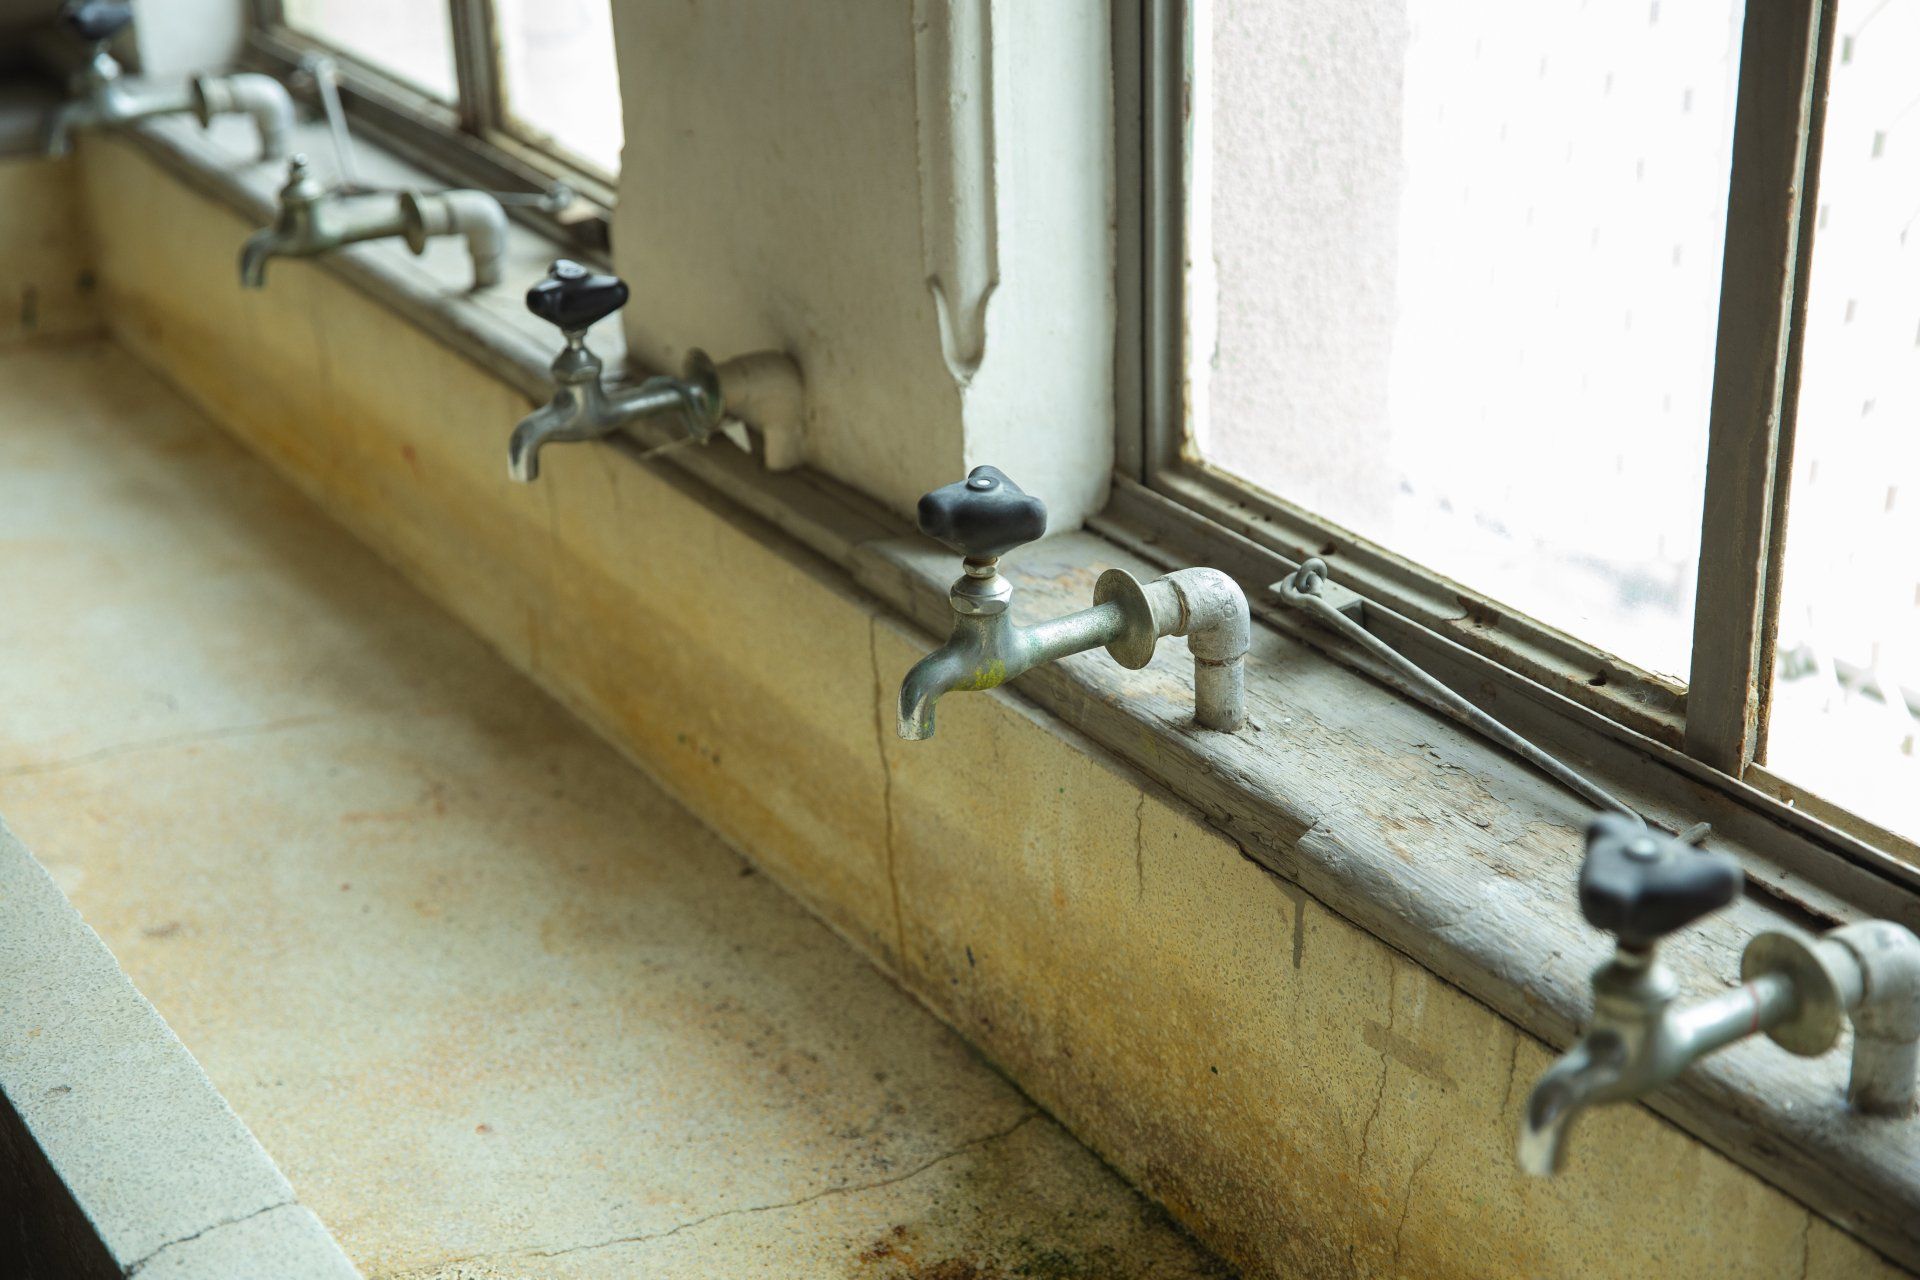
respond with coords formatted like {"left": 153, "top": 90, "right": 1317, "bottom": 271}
{"left": 70, "top": 134, "right": 1911, "bottom": 1279}
{"left": 0, "top": 156, "right": 99, "bottom": 346}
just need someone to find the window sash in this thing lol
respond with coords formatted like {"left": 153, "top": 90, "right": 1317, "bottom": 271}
{"left": 1122, "top": 0, "right": 1920, "bottom": 900}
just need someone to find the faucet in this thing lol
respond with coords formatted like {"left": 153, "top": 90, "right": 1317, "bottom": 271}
{"left": 238, "top": 155, "right": 508, "bottom": 290}
{"left": 509, "top": 260, "right": 806, "bottom": 483}
{"left": 43, "top": 0, "right": 294, "bottom": 162}
{"left": 1518, "top": 812, "right": 1920, "bottom": 1175}
{"left": 896, "top": 466, "right": 1250, "bottom": 740}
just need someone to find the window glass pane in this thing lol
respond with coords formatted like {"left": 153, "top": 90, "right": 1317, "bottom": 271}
{"left": 282, "top": 0, "right": 458, "bottom": 102}
{"left": 1766, "top": 0, "right": 1920, "bottom": 843}
{"left": 494, "top": 0, "right": 624, "bottom": 175}
{"left": 1191, "top": 0, "right": 1743, "bottom": 682}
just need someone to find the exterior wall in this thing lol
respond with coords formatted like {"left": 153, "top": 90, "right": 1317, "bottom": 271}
{"left": 0, "top": 156, "right": 100, "bottom": 347}
{"left": 77, "top": 133, "right": 1909, "bottom": 1280}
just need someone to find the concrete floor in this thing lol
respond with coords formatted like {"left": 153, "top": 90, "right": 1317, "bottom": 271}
{"left": 0, "top": 339, "right": 1231, "bottom": 1280}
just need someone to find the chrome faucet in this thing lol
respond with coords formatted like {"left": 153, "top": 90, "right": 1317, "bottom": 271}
{"left": 43, "top": 0, "right": 293, "bottom": 161}
{"left": 897, "top": 467, "right": 1250, "bottom": 740}
{"left": 509, "top": 260, "right": 806, "bottom": 483}
{"left": 238, "top": 155, "right": 507, "bottom": 290}
{"left": 1519, "top": 813, "right": 1920, "bottom": 1175}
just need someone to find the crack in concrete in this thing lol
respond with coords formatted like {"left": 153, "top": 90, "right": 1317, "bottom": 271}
{"left": 1278, "top": 883, "right": 1308, "bottom": 971}
{"left": 1133, "top": 791, "right": 1147, "bottom": 903}
{"left": 535, "top": 470, "right": 565, "bottom": 677}
{"left": 0, "top": 715, "right": 337, "bottom": 781}
{"left": 452, "top": 1111, "right": 1046, "bottom": 1267}
{"left": 1390, "top": 1135, "right": 1441, "bottom": 1268}
{"left": 1500, "top": 1031, "right": 1523, "bottom": 1115}
{"left": 869, "top": 617, "right": 909, "bottom": 974}
{"left": 1356, "top": 962, "right": 1396, "bottom": 1172}
{"left": 125, "top": 1199, "right": 294, "bottom": 1275}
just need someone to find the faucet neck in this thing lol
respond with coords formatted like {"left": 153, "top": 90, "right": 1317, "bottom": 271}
{"left": 1591, "top": 943, "right": 1679, "bottom": 1026}
{"left": 81, "top": 47, "right": 121, "bottom": 92}
{"left": 950, "top": 559, "right": 1012, "bottom": 618}
{"left": 549, "top": 334, "right": 603, "bottom": 385}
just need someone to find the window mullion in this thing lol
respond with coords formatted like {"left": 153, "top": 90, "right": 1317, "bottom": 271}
{"left": 1751, "top": 0, "right": 1839, "bottom": 768}
{"left": 1139, "top": 0, "right": 1187, "bottom": 485}
{"left": 1684, "top": 0, "right": 1832, "bottom": 776}
{"left": 446, "top": 0, "right": 500, "bottom": 139}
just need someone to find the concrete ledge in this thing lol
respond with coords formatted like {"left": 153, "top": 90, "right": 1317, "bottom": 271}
{"left": 0, "top": 817, "right": 359, "bottom": 1279}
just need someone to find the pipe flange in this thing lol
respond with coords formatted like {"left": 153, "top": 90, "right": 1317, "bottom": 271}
{"left": 1095, "top": 569, "right": 1161, "bottom": 670}
{"left": 398, "top": 191, "right": 434, "bottom": 256}
{"left": 679, "top": 349, "right": 726, "bottom": 438}
{"left": 1742, "top": 929, "right": 1847, "bottom": 1056}
{"left": 187, "top": 73, "right": 219, "bottom": 128}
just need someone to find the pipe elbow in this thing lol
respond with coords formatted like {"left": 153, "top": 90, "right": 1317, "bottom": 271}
{"left": 453, "top": 192, "right": 509, "bottom": 290}
{"left": 1832, "top": 922, "right": 1920, "bottom": 1115}
{"left": 402, "top": 190, "right": 508, "bottom": 290}
{"left": 1165, "top": 567, "right": 1250, "bottom": 659}
{"left": 1164, "top": 567, "right": 1250, "bottom": 731}
{"left": 714, "top": 350, "right": 806, "bottom": 471}
{"left": 192, "top": 73, "right": 295, "bottom": 162}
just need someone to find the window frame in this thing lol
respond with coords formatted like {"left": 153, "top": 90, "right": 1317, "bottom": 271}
{"left": 1116, "top": 0, "right": 1920, "bottom": 908}
{"left": 245, "top": 0, "right": 615, "bottom": 255}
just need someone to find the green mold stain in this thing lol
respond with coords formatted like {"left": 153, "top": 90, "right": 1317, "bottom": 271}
{"left": 961, "top": 659, "right": 1008, "bottom": 691}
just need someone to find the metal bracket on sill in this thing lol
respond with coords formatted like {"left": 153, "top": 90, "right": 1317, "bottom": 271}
{"left": 1275, "top": 567, "right": 1366, "bottom": 623}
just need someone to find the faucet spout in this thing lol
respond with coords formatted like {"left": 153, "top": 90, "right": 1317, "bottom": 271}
{"left": 897, "top": 639, "right": 993, "bottom": 741}
{"left": 1518, "top": 1035, "right": 1625, "bottom": 1176}
{"left": 508, "top": 396, "right": 600, "bottom": 484}
{"left": 42, "top": 100, "right": 85, "bottom": 157}
{"left": 238, "top": 229, "right": 282, "bottom": 288}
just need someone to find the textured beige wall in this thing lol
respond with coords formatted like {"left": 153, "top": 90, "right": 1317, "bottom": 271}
{"left": 0, "top": 156, "right": 99, "bottom": 347}
{"left": 1, "top": 0, "right": 242, "bottom": 72}
{"left": 607, "top": 0, "right": 1115, "bottom": 530}
{"left": 77, "top": 135, "right": 1910, "bottom": 1280}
